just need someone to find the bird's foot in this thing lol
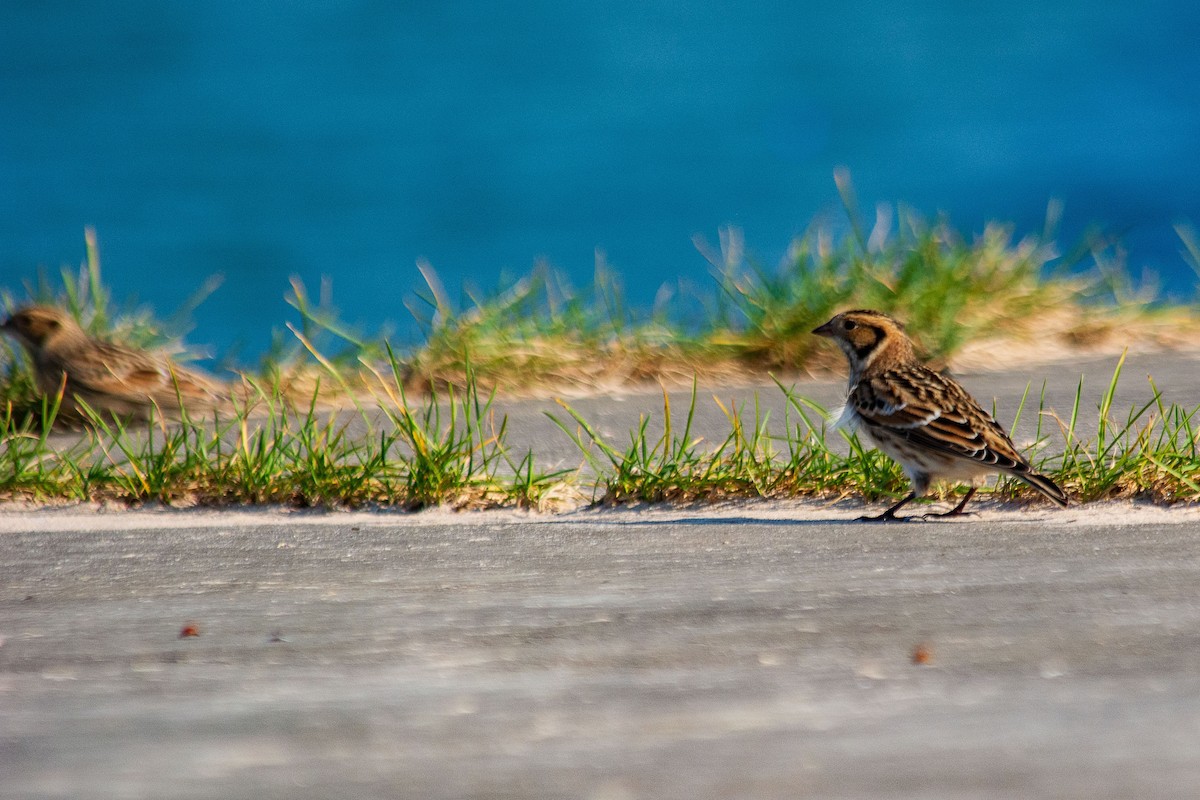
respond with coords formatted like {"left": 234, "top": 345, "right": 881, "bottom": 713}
{"left": 856, "top": 492, "right": 919, "bottom": 522}
{"left": 921, "top": 508, "right": 976, "bottom": 520}
{"left": 920, "top": 488, "right": 978, "bottom": 520}
{"left": 856, "top": 511, "right": 911, "bottom": 523}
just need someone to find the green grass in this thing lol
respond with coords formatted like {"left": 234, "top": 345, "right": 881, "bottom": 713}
{"left": 389, "top": 184, "right": 1193, "bottom": 390}
{"left": 4, "top": 194, "right": 1194, "bottom": 407}
{"left": 2, "top": 193, "right": 1200, "bottom": 510}
{"left": 2, "top": 352, "right": 1198, "bottom": 509}
{"left": 548, "top": 354, "right": 1200, "bottom": 509}
{"left": 0, "top": 358, "right": 573, "bottom": 510}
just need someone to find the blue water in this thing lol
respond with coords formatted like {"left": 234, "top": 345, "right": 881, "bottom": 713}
{"left": 3, "top": 1, "right": 1199, "bottom": 357}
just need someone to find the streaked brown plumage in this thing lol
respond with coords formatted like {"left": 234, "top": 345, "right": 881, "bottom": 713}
{"left": 1, "top": 305, "right": 224, "bottom": 422}
{"left": 812, "top": 309, "right": 1067, "bottom": 520}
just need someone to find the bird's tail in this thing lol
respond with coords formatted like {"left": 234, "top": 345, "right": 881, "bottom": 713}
{"left": 1011, "top": 468, "right": 1068, "bottom": 507}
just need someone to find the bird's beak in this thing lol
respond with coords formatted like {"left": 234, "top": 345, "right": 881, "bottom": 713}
{"left": 811, "top": 320, "right": 835, "bottom": 337}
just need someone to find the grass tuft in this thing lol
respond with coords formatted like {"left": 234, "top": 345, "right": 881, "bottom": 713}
{"left": 547, "top": 359, "right": 1200, "bottom": 510}
{"left": 3, "top": 190, "right": 1200, "bottom": 510}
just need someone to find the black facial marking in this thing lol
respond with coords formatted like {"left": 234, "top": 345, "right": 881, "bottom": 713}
{"left": 852, "top": 325, "right": 881, "bottom": 360}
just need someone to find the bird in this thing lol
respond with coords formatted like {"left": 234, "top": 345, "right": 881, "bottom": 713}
{"left": 812, "top": 309, "right": 1067, "bottom": 521}
{"left": 1, "top": 304, "right": 224, "bottom": 423}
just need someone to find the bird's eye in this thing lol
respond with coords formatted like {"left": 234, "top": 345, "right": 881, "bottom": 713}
{"left": 843, "top": 319, "right": 857, "bottom": 331}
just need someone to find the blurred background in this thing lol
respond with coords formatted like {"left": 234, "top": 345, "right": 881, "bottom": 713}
{"left": 2, "top": 1, "right": 1199, "bottom": 357}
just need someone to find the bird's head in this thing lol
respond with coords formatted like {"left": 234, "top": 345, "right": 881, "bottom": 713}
{"left": 812, "top": 309, "right": 915, "bottom": 379}
{"left": 1, "top": 305, "right": 83, "bottom": 352}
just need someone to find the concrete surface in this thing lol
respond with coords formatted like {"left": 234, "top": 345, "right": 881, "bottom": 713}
{"left": 3, "top": 351, "right": 1200, "bottom": 799}
{"left": 4, "top": 503, "right": 1200, "bottom": 799}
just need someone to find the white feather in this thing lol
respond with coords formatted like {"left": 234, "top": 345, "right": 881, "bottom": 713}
{"left": 829, "top": 403, "right": 860, "bottom": 432}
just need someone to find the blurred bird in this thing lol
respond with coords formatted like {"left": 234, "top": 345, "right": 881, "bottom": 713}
{"left": 812, "top": 309, "right": 1067, "bottom": 520}
{"left": 1, "top": 304, "right": 224, "bottom": 422}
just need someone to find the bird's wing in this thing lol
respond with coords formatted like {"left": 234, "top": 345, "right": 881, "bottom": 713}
{"left": 852, "top": 366, "right": 1028, "bottom": 471}
{"left": 58, "top": 341, "right": 221, "bottom": 406}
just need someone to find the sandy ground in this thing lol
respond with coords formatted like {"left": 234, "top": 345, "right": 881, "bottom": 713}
{"left": 3, "top": 352, "right": 1200, "bottom": 799}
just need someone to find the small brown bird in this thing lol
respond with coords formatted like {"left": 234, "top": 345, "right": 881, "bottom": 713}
{"left": 1, "top": 305, "right": 224, "bottom": 422}
{"left": 812, "top": 309, "right": 1067, "bottom": 520}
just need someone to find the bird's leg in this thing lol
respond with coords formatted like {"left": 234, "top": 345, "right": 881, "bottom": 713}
{"left": 925, "top": 487, "right": 978, "bottom": 519}
{"left": 857, "top": 492, "right": 916, "bottom": 522}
